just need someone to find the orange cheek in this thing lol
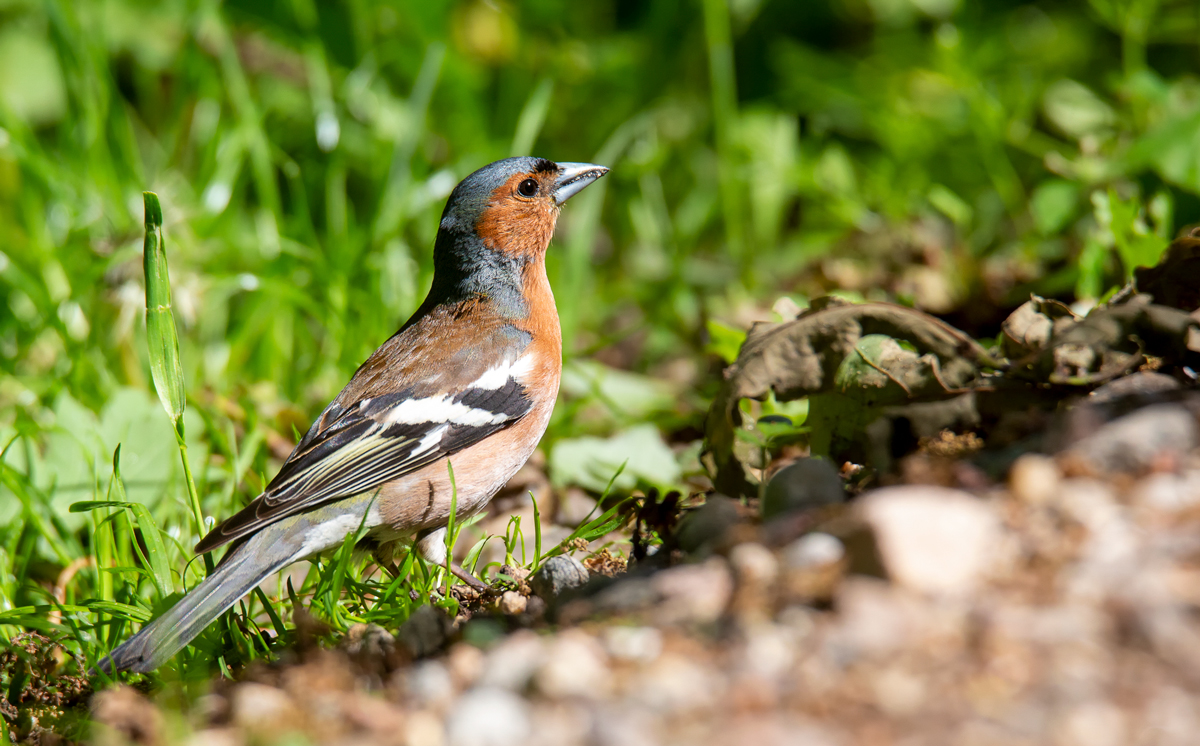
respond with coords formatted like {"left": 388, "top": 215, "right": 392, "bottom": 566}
{"left": 476, "top": 199, "right": 557, "bottom": 256}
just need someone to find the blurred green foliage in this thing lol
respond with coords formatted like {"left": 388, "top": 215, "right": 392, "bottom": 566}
{"left": 2, "top": 0, "right": 1200, "bottom": 666}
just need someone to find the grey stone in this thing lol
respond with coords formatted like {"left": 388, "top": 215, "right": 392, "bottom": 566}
{"left": 675, "top": 495, "right": 741, "bottom": 554}
{"left": 762, "top": 458, "right": 846, "bottom": 521}
{"left": 530, "top": 555, "right": 590, "bottom": 600}
{"left": 1088, "top": 371, "right": 1181, "bottom": 403}
{"left": 478, "top": 629, "right": 544, "bottom": 691}
{"left": 1064, "top": 403, "right": 1198, "bottom": 474}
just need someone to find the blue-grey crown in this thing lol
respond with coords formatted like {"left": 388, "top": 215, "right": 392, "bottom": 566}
{"left": 439, "top": 157, "right": 557, "bottom": 233}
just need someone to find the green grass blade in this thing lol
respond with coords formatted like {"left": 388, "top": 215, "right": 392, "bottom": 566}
{"left": 254, "top": 587, "right": 287, "bottom": 640}
{"left": 142, "top": 192, "right": 185, "bottom": 429}
{"left": 444, "top": 460, "right": 458, "bottom": 594}
{"left": 127, "top": 503, "right": 173, "bottom": 597}
{"left": 530, "top": 492, "right": 543, "bottom": 572}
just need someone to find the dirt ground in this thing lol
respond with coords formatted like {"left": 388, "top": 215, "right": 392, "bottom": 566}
{"left": 46, "top": 385, "right": 1196, "bottom": 746}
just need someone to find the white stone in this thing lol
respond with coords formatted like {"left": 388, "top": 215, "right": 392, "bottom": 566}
{"left": 782, "top": 532, "right": 845, "bottom": 569}
{"left": 1132, "top": 471, "right": 1200, "bottom": 513}
{"left": 729, "top": 542, "right": 779, "bottom": 585}
{"left": 1009, "top": 453, "right": 1061, "bottom": 505}
{"left": 603, "top": 626, "right": 663, "bottom": 663}
{"left": 230, "top": 683, "right": 299, "bottom": 733}
{"left": 1054, "top": 701, "right": 1127, "bottom": 746}
{"left": 446, "top": 687, "right": 531, "bottom": 746}
{"left": 407, "top": 660, "right": 455, "bottom": 708}
{"left": 858, "top": 485, "right": 1000, "bottom": 595}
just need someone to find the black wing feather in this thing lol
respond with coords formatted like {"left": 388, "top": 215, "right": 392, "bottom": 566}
{"left": 194, "top": 380, "right": 533, "bottom": 554}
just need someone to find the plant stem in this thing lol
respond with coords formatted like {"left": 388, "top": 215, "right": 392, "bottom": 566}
{"left": 176, "top": 423, "right": 214, "bottom": 574}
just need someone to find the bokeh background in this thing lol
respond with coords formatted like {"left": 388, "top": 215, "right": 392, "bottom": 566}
{"left": 2, "top": 0, "right": 1200, "bottom": 621}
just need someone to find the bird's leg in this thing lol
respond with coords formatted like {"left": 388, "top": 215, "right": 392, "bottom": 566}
{"left": 414, "top": 527, "right": 490, "bottom": 592}
{"left": 370, "top": 543, "right": 403, "bottom": 580}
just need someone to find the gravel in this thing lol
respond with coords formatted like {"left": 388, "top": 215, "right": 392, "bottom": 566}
{"left": 84, "top": 401, "right": 1200, "bottom": 746}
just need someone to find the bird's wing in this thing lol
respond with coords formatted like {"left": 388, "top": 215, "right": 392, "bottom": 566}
{"left": 195, "top": 310, "right": 535, "bottom": 554}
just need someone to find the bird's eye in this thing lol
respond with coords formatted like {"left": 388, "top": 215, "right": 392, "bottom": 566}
{"left": 517, "top": 178, "right": 539, "bottom": 197}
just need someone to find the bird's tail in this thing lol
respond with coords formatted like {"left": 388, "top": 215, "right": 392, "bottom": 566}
{"left": 97, "top": 520, "right": 303, "bottom": 674}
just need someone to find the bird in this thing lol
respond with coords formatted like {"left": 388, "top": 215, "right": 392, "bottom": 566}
{"left": 99, "top": 157, "right": 609, "bottom": 673}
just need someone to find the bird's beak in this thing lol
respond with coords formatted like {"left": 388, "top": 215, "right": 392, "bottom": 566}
{"left": 553, "top": 162, "right": 610, "bottom": 205}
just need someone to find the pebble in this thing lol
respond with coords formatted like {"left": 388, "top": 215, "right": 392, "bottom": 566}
{"left": 590, "top": 705, "right": 659, "bottom": 746}
{"left": 870, "top": 666, "right": 927, "bottom": 716}
{"left": 828, "top": 577, "right": 916, "bottom": 659}
{"left": 498, "top": 590, "right": 528, "bottom": 615}
{"left": 1009, "top": 453, "right": 1062, "bottom": 505}
{"left": 230, "top": 683, "right": 299, "bottom": 735}
{"left": 1054, "top": 701, "right": 1128, "bottom": 746}
{"left": 782, "top": 532, "right": 845, "bottom": 569}
{"left": 1131, "top": 470, "right": 1200, "bottom": 513}
{"left": 446, "top": 642, "right": 485, "bottom": 689}
{"left": 182, "top": 730, "right": 240, "bottom": 746}
{"left": 478, "top": 630, "right": 545, "bottom": 691}
{"left": 1088, "top": 371, "right": 1181, "bottom": 403}
{"left": 531, "top": 555, "right": 591, "bottom": 600}
{"left": 729, "top": 542, "right": 779, "bottom": 586}
{"left": 858, "top": 485, "right": 1000, "bottom": 595}
{"left": 674, "top": 495, "right": 741, "bottom": 554}
{"left": 603, "top": 626, "right": 663, "bottom": 663}
{"left": 651, "top": 558, "right": 734, "bottom": 624}
{"left": 446, "top": 687, "right": 531, "bottom": 746}
{"left": 738, "top": 623, "right": 797, "bottom": 679}
{"left": 1064, "top": 404, "right": 1198, "bottom": 474}
{"left": 761, "top": 457, "right": 846, "bottom": 520}
{"left": 535, "top": 629, "right": 612, "bottom": 699}
{"left": 341, "top": 622, "right": 398, "bottom": 683}
{"left": 406, "top": 711, "right": 446, "bottom": 746}
{"left": 341, "top": 622, "right": 396, "bottom": 657}
{"left": 406, "top": 660, "right": 455, "bottom": 708}
{"left": 631, "top": 653, "right": 722, "bottom": 714}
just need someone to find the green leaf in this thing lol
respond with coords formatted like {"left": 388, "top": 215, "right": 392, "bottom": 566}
{"left": 83, "top": 600, "right": 152, "bottom": 622}
{"left": 1042, "top": 79, "right": 1114, "bottom": 139}
{"left": 549, "top": 424, "right": 682, "bottom": 492}
{"left": 705, "top": 319, "right": 747, "bottom": 363}
{"left": 1107, "top": 188, "right": 1168, "bottom": 275}
{"left": 0, "top": 32, "right": 67, "bottom": 125}
{"left": 1127, "top": 108, "right": 1200, "bottom": 194}
{"left": 560, "top": 360, "right": 678, "bottom": 421}
{"left": 68, "top": 501, "right": 128, "bottom": 513}
{"left": 928, "top": 184, "right": 972, "bottom": 227}
{"left": 1030, "top": 180, "right": 1079, "bottom": 235}
{"left": 142, "top": 192, "right": 186, "bottom": 430}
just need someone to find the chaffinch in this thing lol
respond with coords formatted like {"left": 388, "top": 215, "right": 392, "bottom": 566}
{"left": 101, "top": 157, "right": 609, "bottom": 673}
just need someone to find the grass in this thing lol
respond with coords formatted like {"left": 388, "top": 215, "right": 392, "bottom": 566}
{"left": 2, "top": 0, "right": 1200, "bottom": 720}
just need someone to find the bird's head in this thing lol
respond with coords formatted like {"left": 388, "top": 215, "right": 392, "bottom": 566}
{"left": 431, "top": 157, "right": 608, "bottom": 303}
